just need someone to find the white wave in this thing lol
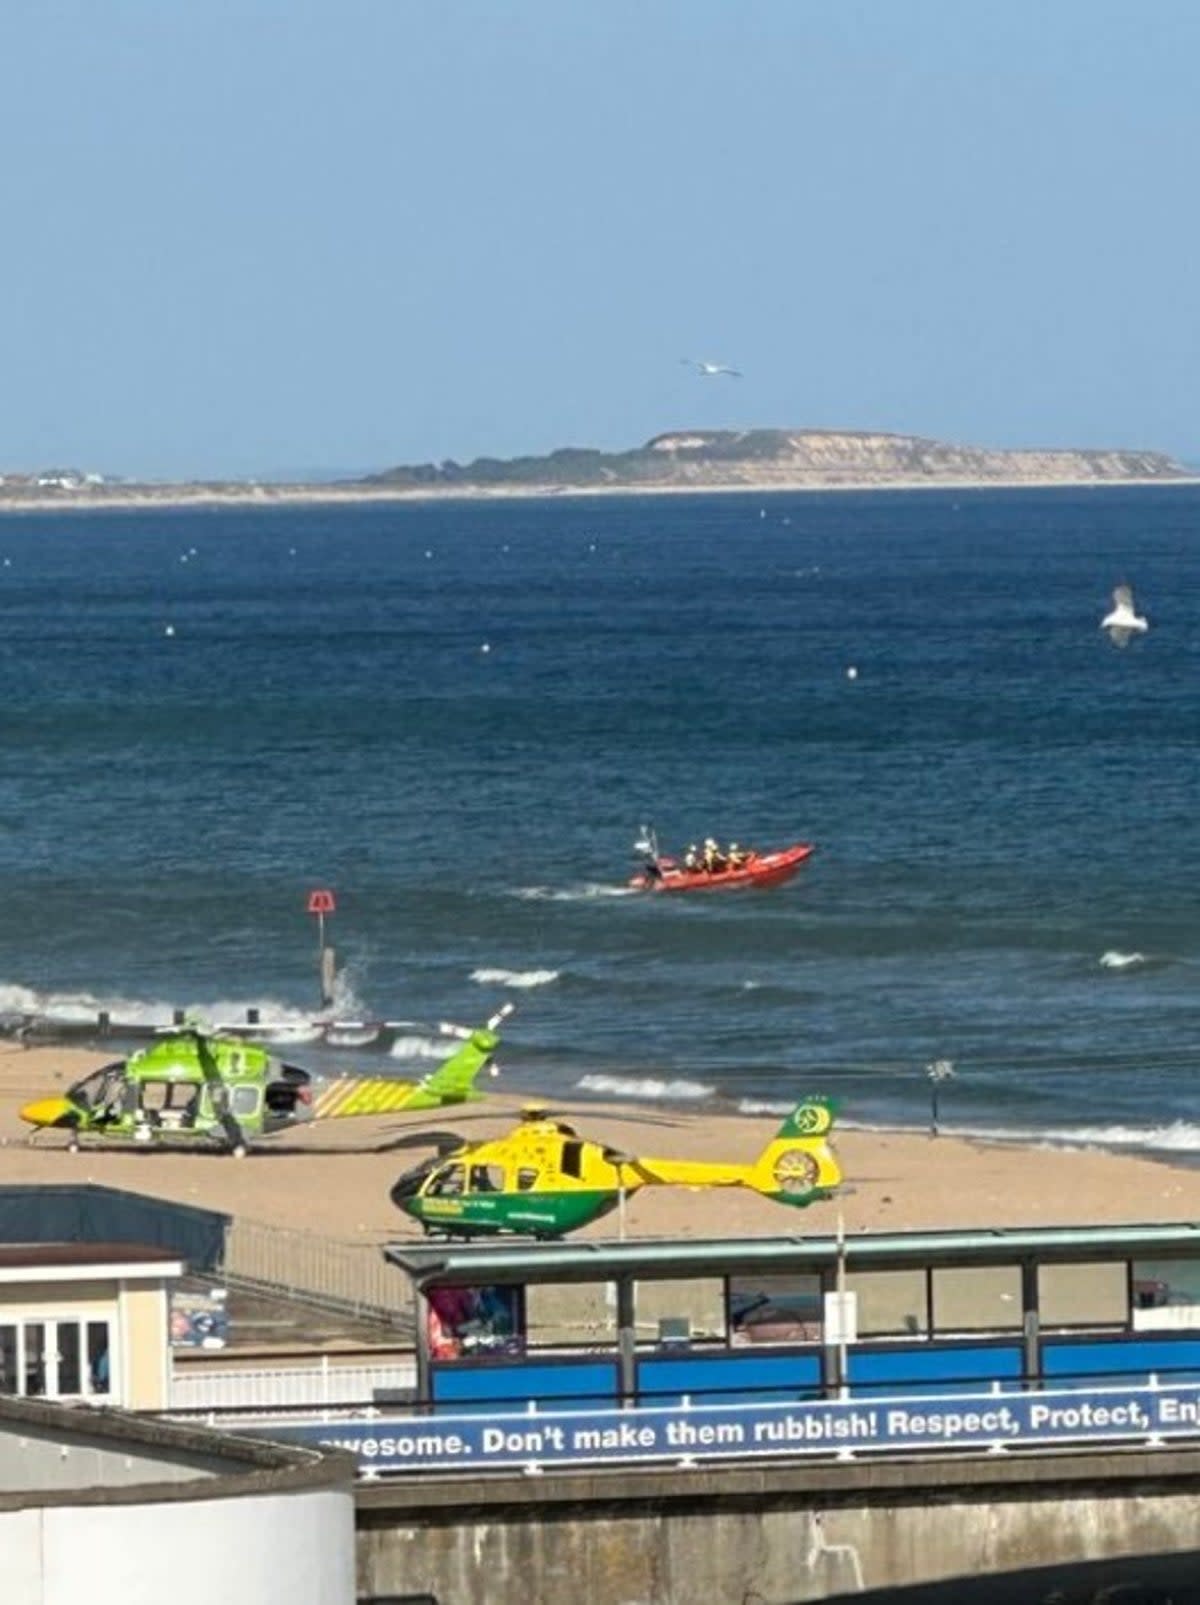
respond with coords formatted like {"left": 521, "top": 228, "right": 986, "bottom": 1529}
{"left": 512, "top": 884, "right": 636, "bottom": 903}
{"left": 0, "top": 982, "right": 394, "bottom": 1050}
{"left": 1099, "top": 950, "right": 1146, "bottom": 970}
{"left": 865, "top": 1116, "right": 1200, "bottom": 1155}
{"left": 388, "top": 1034, "right": 451, "bottom": 1063}
{"left": 576, "top": 1072, "right": 715, "bottom": 1102}
{"left": 737, "top": 1098, "right": 793, "bottom": 1116}
{"left": 470, "top": 967, "right": 560, "bottom": 990}
{"left": 325, "top": 1027, "right": 382, "bottom": 1048}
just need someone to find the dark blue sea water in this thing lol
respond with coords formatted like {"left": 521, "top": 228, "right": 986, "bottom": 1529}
{"left": 1, "top": 486, "right": 1197, "bottom": 1151}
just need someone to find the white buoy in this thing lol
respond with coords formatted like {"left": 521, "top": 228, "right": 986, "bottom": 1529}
{"left": 164, "top": 625, "right": 176, "bottom": 638}
{"left": 425, "top": 549, "right": 433, "bottom": 559}
{"left": 480, "top": 641, "right": 491, "bottom": 654}
{"left": 846, "top": 665, "right": 858, "bottom": 680}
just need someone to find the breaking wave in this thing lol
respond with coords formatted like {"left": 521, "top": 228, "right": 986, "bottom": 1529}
{"left": 1099, "top": 951, "right": 1146, "bottom": 970}
{"left": 470, "top": 967, "right": 560, "bottom": 989}
{"left": 576, "top": 1072, "right": 715, "bottom": 1102}
{"left": 388, "top": 1034, "right": 452, "bottom": 1062}
{"left": 940, "top": 1119, "right": 1200, "bottom": 1155}
{"left": 0, "top": 981, "right": 326, "bottom": 1033}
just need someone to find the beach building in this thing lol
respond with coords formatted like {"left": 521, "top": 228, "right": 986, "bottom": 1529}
{"left": 0, "top": 1242, "right": 182, "bottom": 1410}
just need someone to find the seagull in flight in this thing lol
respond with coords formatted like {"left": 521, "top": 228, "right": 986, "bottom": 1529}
{"left": 680, "top": 358, "right": 742, "bottom": 378}
{"left": 1100, "top": 583, "right": 1149, "bottom": 648}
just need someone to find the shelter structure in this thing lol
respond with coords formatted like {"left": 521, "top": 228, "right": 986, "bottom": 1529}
{"left": 386, "top": 1222, "right": 1200, "bottom": 1410}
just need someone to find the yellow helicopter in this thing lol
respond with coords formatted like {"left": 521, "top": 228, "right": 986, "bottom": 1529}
{"left": 389, "top": 1096, "right": 841, "bottom": 1238}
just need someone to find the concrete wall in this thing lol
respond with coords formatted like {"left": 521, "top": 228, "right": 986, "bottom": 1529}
{"left": 1, "top": 1486, "right": 354, "bottom": 1605}
{"left": 119, "top": 1281, "right": 168, "bottom": 1408}
{"left": 356, "top": 1447, "right": 1200, "bottom": 1604}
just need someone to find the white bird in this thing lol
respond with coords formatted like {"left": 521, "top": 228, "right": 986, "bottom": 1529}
{"left": 680, "top": 358, "right": 742, "bottom": 378}
{"left": 1100, "top": 584, "right": 1148, "bottom": 648}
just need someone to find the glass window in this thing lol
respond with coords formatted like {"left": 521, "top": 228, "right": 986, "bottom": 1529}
{"left": 560, "top": 1141, "right": 584, "bottom": 1180}
{"left": 427, "top": 1164, "right": 465, "bottom": 1197}
{"left": 635, "top": 1278, "right": 726, "bottom": 1343}
{"left": 22, "top": 1323, "right": 46, "bottom": 1396}
{"left": 847, "top": 1270, "right": 929, "bottom": 1336}
{"left": 0, "top": 1325, "right": 16, "bottom": 1394}
{"left": 57, "top": 1323, "right": 82, "bottom": 1395}
{"left": 87, "top": 1322, "right": 111, "bottom": 1394}
{"left": 932, "top": 1266, "right": 1022, "bottom": 1333}
{"left": 1132, "top": 1258, "right": 1200, "bottom": 1330}
{"left": 527, "top": 1281, "right": 616, "bottom": 1348}
{"left": 1039, "top": 1262, "right": 1127, "bottom": 1328}
{"left": 231, "top": 1085, "right": 260, "bottom": 1116}
{"left": 426, "top": 1286, "right": 522, "bottom": 1360}
{"left": 468, "top": 1164, "right": 505, "bottom": 1194}
{"left": 729, "top": 1275, "right": 823, "bottom": 1346}
{"left": 517, "top": 1167, "right": 539, "bottom": 1191}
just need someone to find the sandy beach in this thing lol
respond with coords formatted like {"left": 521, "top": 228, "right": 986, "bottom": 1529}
{"left": 0, "top": 474, "right": 1197, "bottom": 517}
{"left": 1, "top": 1043, "right": 1196, "bottom": 1249}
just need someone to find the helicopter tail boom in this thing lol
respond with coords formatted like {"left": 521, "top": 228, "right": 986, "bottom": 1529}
{"left": 310, "top": 1009, "right": 511, "bottom": 1120}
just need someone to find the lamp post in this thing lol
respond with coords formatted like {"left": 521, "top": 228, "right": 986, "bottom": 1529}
{"left": 926, "top": 1058, "right": 955, "bottom": 1137}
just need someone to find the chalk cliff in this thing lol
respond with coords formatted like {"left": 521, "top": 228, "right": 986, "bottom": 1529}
{"left": 366, "top": 429, "right": 1185, "bottom": 491}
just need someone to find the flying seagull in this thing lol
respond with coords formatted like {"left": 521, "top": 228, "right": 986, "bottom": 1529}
{"left": 680, "top": 358, "right": 742, "bottom": 378}
{"left": 1100, "top": 583, "right": 1148, "bottom": 648}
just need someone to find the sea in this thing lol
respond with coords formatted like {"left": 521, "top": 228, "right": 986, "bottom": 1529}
{"left": 0, "top": 484, "right": 1197, "bottom": 1156}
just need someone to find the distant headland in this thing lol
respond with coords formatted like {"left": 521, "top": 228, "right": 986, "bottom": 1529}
{"left": 0, "top": 429, "right": 1189, "bottom": 512}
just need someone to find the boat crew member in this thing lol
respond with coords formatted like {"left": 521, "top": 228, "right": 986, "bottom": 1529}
{"left": 728, "top": 842, "right": 748, "bottom": 869}
{"left": 684, "top": 845, "right": 700, "bottom": 872}
{"left": 703, "top": 838, "right": 726, "bottom": 872}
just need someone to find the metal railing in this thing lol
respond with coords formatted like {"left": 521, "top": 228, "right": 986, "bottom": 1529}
{"left": 219, "top": 1217, "right": 411, "bottom": 1326}
{"left": 169, "top": 1356, "right": 416, "bottom": 1412}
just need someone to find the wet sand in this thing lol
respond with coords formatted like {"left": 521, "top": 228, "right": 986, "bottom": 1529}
{"left": 1, "top": 1044, "right": 1195, "bottom": 1246}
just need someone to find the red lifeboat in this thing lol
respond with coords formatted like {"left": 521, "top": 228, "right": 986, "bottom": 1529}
{"left": 629, "top": 842, "right": 815, "bottom": 893}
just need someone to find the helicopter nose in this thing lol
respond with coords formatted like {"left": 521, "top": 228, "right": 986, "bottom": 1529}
{"left": 19, "top": 1097, "right": 78, "bottom": 1130}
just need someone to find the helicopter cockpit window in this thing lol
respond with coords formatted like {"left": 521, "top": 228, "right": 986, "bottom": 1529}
{"left": 560, "top": 1140, "right": 584, "bottom": 1180}
{"left": 428, "top": 1164, "right": 466, "bottom": 1197}
{"left": 70, "top": 1064, "right": 124, "bottom": 1113}
{"left": 469, "top": 1165, "right": 504, "bottom": 1194}
{"left": 517, "top": 1167, "right": 539, "bottom": 1191}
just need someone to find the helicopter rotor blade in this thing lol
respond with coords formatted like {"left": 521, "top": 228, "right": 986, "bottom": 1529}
{"left": 193, "top": 1031, "right": 249, "bottom": 1155}
{"left": 386, "top": 1129, "right": 466, "bottom": 1155}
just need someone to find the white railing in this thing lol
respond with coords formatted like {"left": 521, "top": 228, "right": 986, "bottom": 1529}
{"left": 169, "top": 1356, "right": 417, "bottom": 1412}
{"left": 219, "top": 1218, "right": 411, "bottom": 1324}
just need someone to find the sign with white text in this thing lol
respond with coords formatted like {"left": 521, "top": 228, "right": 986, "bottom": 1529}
{"left": 262, "top": 1380, "right": 1200, "bottom": 1475}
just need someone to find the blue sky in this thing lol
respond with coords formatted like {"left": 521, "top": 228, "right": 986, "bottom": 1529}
{"left": 2, "top": 1, "right": 1198, "bottom": 478}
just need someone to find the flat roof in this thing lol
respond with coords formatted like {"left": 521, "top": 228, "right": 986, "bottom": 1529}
{"left": 386, "top": 1222, "right": 1200, "bottom": 1287}
{"left": 0, "top": 1243, "right": 183, "bottom": 1283}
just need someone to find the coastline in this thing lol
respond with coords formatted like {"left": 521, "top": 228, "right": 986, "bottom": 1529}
{"left": 3, "top": 1045, "right": 1197, "bottom": 1246}
{"left": 0, "top": 473, "right": 1197, "bottom": 517}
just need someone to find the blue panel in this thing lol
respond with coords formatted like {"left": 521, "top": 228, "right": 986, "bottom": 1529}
{"left": 848, "top": 1344, "right": 1024, "bottom": 1396}
{"left": 1044, "top": 1338, "right": 1200, "bottom": 1386}
{"left": 638, "top": 1352, "right": 822, "bottom": 1405}
{"left": 431, "top": 1360, "right": 618, "bottom": 1412}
